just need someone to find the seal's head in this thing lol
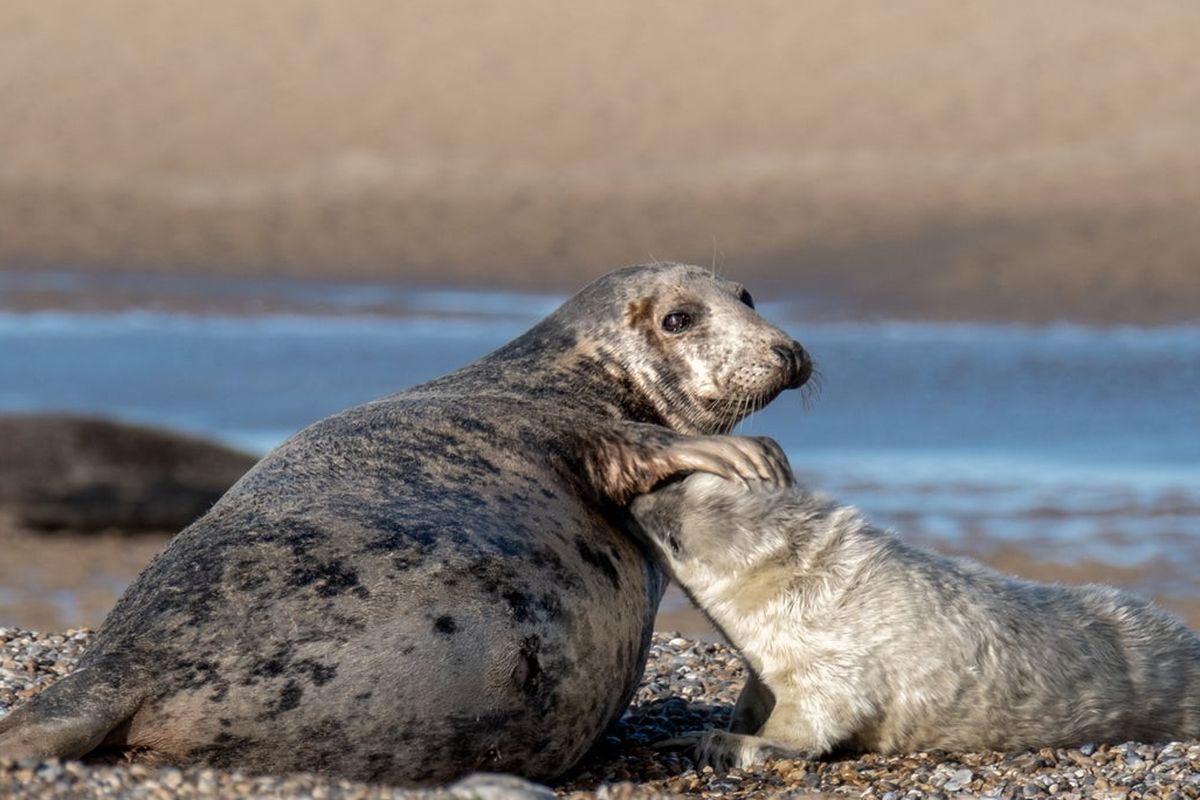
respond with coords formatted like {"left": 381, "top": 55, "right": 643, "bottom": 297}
{"left": 550, "top": 263, "right": 813, "bottom": 434}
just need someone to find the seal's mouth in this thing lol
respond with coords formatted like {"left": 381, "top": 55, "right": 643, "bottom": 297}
{"left": 773, "top": 341, "right": 814, "bottom": 390}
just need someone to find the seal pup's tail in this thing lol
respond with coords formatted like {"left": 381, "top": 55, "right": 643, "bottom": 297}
{"left": 0, "top": 661, "right": 146, "bottom": 761}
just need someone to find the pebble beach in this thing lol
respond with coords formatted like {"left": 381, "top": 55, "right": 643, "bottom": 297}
{"left": 3, "top": 629, "right": 1197, "bottom": 799}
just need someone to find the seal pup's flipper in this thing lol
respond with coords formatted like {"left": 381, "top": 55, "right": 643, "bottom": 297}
{"left": 0, "top": 663, "right": 146, "bottom": 761}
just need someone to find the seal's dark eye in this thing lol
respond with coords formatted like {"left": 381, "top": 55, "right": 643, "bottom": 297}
{"left": 739, "top": 289, "right": 755, "bottom": 309}
{"left": 661, "top": 311, "right": 693, "bottom": 333}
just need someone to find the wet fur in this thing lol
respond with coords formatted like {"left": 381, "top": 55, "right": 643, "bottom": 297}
{"left": 0, "top": 264, "right": 807, "bottom": 785}
{"left": 631, "top": 473, "right": 1200, "bottom": 769}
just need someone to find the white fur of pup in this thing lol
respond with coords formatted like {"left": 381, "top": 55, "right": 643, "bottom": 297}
{"left": 629, "top": 473, "right": 1200, "bottom": 770}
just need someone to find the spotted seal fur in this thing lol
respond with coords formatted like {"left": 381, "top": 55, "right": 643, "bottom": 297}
{"left": 0, "top": 263, "right": 811, "bottom": 784}
{"left": 630, "top": 472, "right": 1200, "bottom": 770}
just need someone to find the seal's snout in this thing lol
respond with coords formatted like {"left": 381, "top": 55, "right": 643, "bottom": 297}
{"left": 772, "top": 341, "right": 813, "bottom": 389}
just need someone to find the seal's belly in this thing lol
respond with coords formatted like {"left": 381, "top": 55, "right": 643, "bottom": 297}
{"left": 117, "top": 478, "right": 660, "bottom": 784}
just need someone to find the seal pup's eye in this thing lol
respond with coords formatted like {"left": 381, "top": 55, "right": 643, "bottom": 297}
{"left": 739, "top": 289, "right": 755, "bottom": 309}
{"left": 661, "top": 311, "right": 693, "bottom": 334}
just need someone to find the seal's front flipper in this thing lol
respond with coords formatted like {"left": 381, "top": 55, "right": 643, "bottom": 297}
{"left": 648, "top": 435, "right": 794, "bottom": 491}
{"left": 691, "top": 729, "right": 811, "bottom": 772}
{"left": 576, "top": 423, "right": 794, "bottom": 506}
{"left": 0, "top": 664, "right": 144, "bottom": 761}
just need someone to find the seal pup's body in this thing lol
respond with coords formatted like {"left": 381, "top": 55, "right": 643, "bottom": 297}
{"left": 0, "top": 264, "right": 808, "bottom": 784}
{"left": 630, "top": 473, "right": 1200, "bottom": 769}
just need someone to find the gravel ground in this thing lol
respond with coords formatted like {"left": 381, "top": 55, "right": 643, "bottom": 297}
{"left": 2, "top": 629, "right": 1198, "bottom": 799}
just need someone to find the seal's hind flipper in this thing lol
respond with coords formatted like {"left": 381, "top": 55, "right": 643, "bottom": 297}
{"left": 0, "top": 665, "right": 144, "bottom": 761}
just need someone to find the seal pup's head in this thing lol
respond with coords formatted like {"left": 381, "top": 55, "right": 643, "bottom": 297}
{"left": 630, "top": 470, "right": 873, "bottom": 646}
{"left": 629, "top": 472, "right": 797, "bottom": 592}
{"left": 547, "top": 263, "right": 813, "bottom": 435}
{"left": 629, "top": 471, "right": 810, "bottom": 654}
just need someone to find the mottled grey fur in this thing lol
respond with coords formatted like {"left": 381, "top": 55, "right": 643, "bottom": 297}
{"left": 0, "top": 264, "right": 808, "bottom": 784}
{"left": 630, "top": 473, "right": 1200, "bottom": 769}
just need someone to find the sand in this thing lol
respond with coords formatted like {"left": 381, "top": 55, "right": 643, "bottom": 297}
{"left": 1, "top": 1, "right": 1199, "bottom": 322}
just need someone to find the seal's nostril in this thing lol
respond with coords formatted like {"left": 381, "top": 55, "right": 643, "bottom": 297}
{"left": 771, "top": 344, "right": 796, "bottom": 381}
{"left": 773, "top": 342, "right": 812, "bottom": 389}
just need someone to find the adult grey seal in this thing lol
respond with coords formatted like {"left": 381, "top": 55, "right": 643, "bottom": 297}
{"left": 0, "top": 414, "right": 255, "bottom": 532}
{"left": 0, "top": 263, "right": 810, "bottom": 784}
{"left": 630, "top": 472, "right": 1200, "bottom": 769}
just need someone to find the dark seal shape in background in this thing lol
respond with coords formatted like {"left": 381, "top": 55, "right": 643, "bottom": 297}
{"left": 0, "top": 414, "right": 256, "bottom": 533}
{"left": 0, "top": 263, "right": 811, "bottom": 784}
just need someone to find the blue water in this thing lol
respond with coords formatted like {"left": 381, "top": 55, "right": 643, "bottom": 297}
{"left": 1, "top": 297, "right": 1197, "bottom": 579}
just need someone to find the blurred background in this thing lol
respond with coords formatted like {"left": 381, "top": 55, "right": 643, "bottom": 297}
{"left": 0, "top": 1, "right": 1197, "bottom": 636}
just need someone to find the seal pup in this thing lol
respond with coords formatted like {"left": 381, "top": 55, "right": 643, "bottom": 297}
{"left": 630, "top": 472, "right": 1200, "bottom": 769}
{"left": 0, "top": 263, "right": 810, "bottom": 784}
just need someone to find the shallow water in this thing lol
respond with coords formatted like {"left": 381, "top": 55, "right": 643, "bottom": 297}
{"left": 1, "top": 292, "right": 1198, "bottom": 617}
